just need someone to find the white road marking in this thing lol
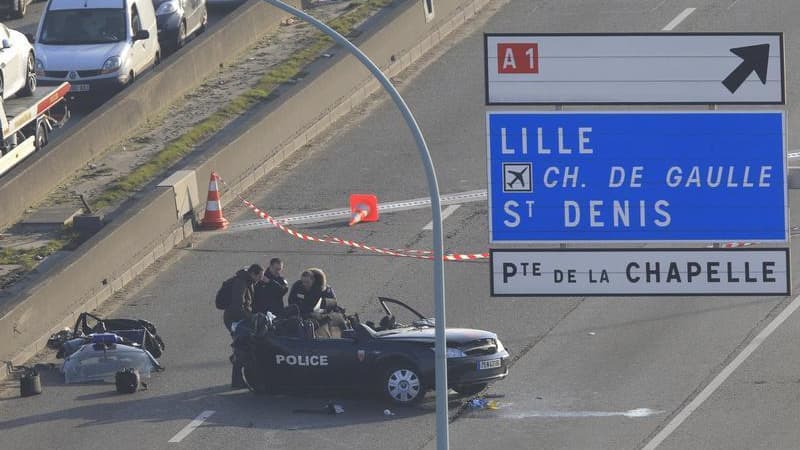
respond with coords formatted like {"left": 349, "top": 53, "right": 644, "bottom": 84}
{"left": 423, "top": 205, "right": 461, "bottom": 230}
{"left": 662, "top": 8, "right": 696, "bottom": 31}
{"left": 649, "top": 0, "right": 670, "bottom": 12}
{"left": 168, "top": 410, "right": 215, "bottom": 443}
{"left": 642, "top": 293, "right": 800, "bottom": 450}
{"left": 226, "top": 189, "right": 486, "bottom": 233}
{"left": 787, "top": 151, "right": 800, "bottom": 159}
{"left": 503, "top": 408, "right": 663, "bottom": 419}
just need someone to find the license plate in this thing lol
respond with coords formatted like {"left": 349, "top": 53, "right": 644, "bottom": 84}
{"left": 478, "top": 358, "right": 501, "bottom": 370}
{"left": 70, "top": 84, "right": 90, "bottom": 92}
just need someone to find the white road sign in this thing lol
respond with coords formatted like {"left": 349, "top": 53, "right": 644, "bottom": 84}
{"left": 485, "top": 33, "right": 784, "bottom": 105}
{"left": 491, "top": 249, "right": 790, "bottom": 296}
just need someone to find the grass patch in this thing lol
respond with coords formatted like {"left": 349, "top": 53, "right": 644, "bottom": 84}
{"left": 0, "top": 234, "right": 76, "bottom": 270}
{"left": 91, "top": 0, "right": 391, "bottom": 210}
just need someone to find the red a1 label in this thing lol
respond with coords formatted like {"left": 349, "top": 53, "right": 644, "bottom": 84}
{"left": 497, "top": 43, "right": 539, "bottom": 74}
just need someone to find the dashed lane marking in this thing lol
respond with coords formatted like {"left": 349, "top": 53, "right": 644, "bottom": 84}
{"left": 168, "top": 410, "right": 215, "bottom": 443}
{"left": 423, "top": 204, "right": 461, "bottom": 230}
{"left": 662, "top": 7, "right": 696, "bottom": 31}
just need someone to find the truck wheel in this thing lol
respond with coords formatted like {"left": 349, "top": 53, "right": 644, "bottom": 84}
{"left": 20, "top": 53, "right": 35, "bottom": 97}
{"left": 452, "top": 383, "right": 487, "bottom": 396}
{"left": 176, "top": 22, "right": 186, "bottom": 50}
{"left": 199, "top": 9, "right": 208, "bottom": 33}
{"left": 34, "top": 121, "right": 47, "bottom": 151}
{"left": 382, "top": 364, "right": 424, "bottom": 406}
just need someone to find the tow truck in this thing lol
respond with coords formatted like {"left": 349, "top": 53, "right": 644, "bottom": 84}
{"left": 0, "top": 82, "right": 70, "bottom": 177}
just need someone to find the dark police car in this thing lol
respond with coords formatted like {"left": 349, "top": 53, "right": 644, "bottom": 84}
{"left": 233, "top": 297, "right": 510, "bottom": 405}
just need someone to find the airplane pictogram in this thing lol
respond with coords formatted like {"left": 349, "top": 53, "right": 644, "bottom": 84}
{"left": 502, "top": 163, "right": 532, "bottom": 193}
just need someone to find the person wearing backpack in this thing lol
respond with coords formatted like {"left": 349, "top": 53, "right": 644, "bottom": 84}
{"left": 221, "top": 264, "right": 264, "bottom": 331}
{"left": 220, "top": 263, "right": 263, "bottom": 389}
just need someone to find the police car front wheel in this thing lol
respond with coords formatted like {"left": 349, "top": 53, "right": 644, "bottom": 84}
{"left": 383, "top": 365, "right": 424, "bottom": 406}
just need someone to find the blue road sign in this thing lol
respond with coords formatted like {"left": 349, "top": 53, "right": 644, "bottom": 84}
{"left": 487, "top": 112, "right": 786, "bottom": 243}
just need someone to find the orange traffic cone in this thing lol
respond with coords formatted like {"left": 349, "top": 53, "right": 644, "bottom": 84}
{"left": 348, "top": 193, "right": 379, "bottom": 226}
{"left": 200, "top": 172, "right": 229, "bottom": 230}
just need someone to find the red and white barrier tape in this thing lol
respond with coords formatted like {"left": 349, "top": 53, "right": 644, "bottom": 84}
{"left": 240, "top": 199, "right": 488, "bottom": 261}
{"left": 216, "top": 174, "right": 487, "bottom": 260}
{"left": 705, "top": 242, "right": 755, "bottom": 248}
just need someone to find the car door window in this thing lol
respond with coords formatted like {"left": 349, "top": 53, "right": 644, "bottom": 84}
{"left": 131, "top": 5, "right": 142, "bottom": 36}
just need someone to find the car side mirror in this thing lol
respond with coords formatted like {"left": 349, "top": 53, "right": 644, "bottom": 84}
{"left": 24, "top": 33, "right": 34, "bottom": 44}
{"left": 1, "top": 39, "right": 11, "bottom": 49}
{"left": 132, "top": 30, "right": 149, "bottom": 41}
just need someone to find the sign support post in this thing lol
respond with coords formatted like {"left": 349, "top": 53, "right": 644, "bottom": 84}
{"left": 261, "top": 2, "right": 449, "bottom": 448}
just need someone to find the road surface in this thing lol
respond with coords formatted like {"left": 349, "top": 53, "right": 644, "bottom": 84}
{"left": 1, "top": 1, "right": 798, "bottom": 449}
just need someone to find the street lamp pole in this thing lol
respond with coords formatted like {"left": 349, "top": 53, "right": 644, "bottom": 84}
{"left": 259, "top": 1, "right": 449, "bottom": 448}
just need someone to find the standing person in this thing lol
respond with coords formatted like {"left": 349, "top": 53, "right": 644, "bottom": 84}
{"left": 254, "top": 258, "right": 289, "bottom": 316}
{"left": 288, "top": 268, "right": 336, "bottom": 316}
{"left": 310, "top": 267, "right": 336, "bottom": 308}
{"left": 224, "top": 263, "right": 263, "bottom": 389}
{"left": 223, "top": 264, "right": 264, "bottom": 330}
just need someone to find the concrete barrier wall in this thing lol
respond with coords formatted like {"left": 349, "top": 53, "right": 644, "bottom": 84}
{"left": 0, "top": 187, "right": 185, "bottom": 366}
{"left": 0, "top": 0, "right": 299, "bottom": 231}
{"left": 0, "top": 0, "right": 491, "bottom": 372}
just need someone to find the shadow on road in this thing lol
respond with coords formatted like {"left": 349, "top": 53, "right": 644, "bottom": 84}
{"left": 0, "top": 372, "right": 447, "bottom": 432}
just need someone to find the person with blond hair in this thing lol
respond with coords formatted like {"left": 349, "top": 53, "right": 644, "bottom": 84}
{"left": 287, "top": 268, "right": 336, "bottom": 316}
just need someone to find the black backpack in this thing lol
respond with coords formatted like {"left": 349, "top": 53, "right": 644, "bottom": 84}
{"left": 115, "top": 368, "right": 140, "bottom": 394}
{"left": 215, "top": 276, "right": 236, "bottom": 310}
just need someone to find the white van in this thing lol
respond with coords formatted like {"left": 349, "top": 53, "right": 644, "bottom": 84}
{"left": 33, "top": 0, "right": 160, "bottom": 96}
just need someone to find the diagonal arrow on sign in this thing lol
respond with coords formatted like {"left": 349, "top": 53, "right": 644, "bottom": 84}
{"left": 722, "top": 44, "right": 770, "bottom": 93}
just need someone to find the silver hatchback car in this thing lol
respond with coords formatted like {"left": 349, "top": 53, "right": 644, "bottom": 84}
{"left": 34, "top": 0, "right": 160, "bottom": 96}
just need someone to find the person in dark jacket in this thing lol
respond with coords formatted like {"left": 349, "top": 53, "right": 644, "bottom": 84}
{"left": 223, "top": 264, "right": 264, "bottom": 330}
{"left": 224, "top": 263, "right": 263, "bottom": 389}
{"left": 287, "top": 268, "right": 335, "bottom": 316}
{"left": 254, "top": 258, "right": 289, "bottom": 316}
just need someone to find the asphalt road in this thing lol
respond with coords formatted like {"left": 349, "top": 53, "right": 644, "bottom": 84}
{"left": 1, "top": 1, "right": 799, "bottom": 449}
{"left": 2, "top": 1, "right": 237, "bottom": 132}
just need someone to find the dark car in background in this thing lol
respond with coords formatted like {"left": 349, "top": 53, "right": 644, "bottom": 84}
{"left": 154, "top": 0, "right": 206, "bottom": 52}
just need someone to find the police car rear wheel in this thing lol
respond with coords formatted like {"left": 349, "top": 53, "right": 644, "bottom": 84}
{"left": 383, "top": 365, "right": 423, "bottom": 405}
{"left": 241, "top": 364, "right": 269, "bottom": 394}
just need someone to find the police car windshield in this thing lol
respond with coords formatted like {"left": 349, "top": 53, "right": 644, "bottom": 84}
{"left": 40, "top": 9, "right": 126, "bottom": 45}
